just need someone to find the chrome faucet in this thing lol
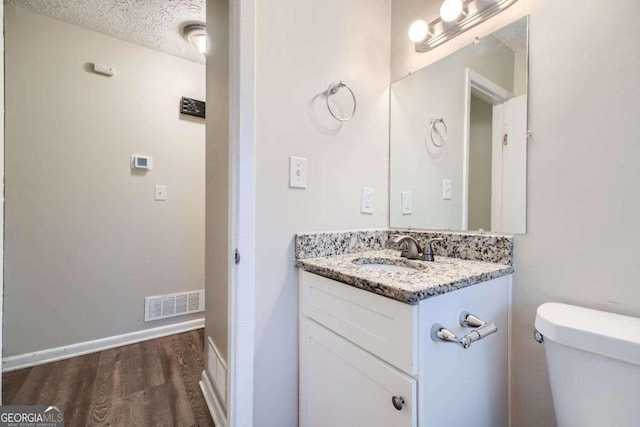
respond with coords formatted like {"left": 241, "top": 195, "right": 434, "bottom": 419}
{"left": 393, "top": 235, "right": 444, "bottom": 262}
{"left": 393, "top": 235, "right": 422, "bottom": 260}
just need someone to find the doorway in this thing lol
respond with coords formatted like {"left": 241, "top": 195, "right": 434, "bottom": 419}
{"left": 1, "top": 3, "right": 211, "bottom": 424}
{"left": 463, "top": 68, "right": 527, "bottom": 234}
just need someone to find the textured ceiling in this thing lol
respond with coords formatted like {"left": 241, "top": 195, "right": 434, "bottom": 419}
{"left": 7, "top": 0, "right": 206, "bottom": 63}
{"left": 492, "top": 17, "right": 528, "bottom": 51}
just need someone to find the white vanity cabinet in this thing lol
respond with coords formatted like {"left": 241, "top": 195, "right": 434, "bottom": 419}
{"left": 299, "top": 270, "right": 511, "bottom": 427}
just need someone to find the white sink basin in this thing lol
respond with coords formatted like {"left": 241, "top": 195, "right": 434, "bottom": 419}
{"left": 358, "top": 264, "right": 417, "bottom": 273}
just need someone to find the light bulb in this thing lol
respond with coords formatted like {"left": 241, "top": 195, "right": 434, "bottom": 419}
{"left": 440, "top": 0, "right": 464, "bottom": 22}
{"left": 408, "top": 20, "right": 430, "bottom": 42}
{"left": 190, "top": 33, "right": 207, "bottom": 55}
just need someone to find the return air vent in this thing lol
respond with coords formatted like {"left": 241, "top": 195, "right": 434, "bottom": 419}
{"left": 207, "top": 337, "right": 228, "bottom": 408}
{"left": 145, "top": 290, "right": 205, "bottom": 322}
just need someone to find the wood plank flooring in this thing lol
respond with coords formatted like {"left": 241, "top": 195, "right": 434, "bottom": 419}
{"left": 2, "top": 329, "right": 214, "bottom": 427}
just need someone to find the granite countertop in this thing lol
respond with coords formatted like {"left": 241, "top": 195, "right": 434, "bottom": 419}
{"left": 296, "top": 249, "right": 513, "bottom": 304}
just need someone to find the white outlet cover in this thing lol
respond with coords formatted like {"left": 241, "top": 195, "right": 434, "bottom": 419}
{"left": 442, "top": 179, "right": 452, "bottom": 200}
{"left": 401, "top": 191, "right": 412, "bottom": 214}
{"left": 289, "top": 156, "right": 308, "bottom": 189}
{"left": 155, "top": 184, "right": 167, "bottom": 201}
{"left": 361, "top": 187, "right": 375, "bottom": 214}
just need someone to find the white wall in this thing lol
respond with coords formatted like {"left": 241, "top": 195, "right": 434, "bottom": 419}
{"left": 391, "top": 0, "right": 640, "bottom": 425}
{"left": 390, "top": 37, "right": 514, "bottom": 229}
{"left": 513, "top": 48, "right": 527, "bottom": 97}
{"left": 4, "top": 6, "right": 205, "bottom": 357}
{"left": 253, "top": 0, "right": 391, "bottom": 424}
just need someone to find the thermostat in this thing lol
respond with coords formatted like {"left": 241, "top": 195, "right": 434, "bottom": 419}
{"left": 131, "top": 155, "right": 153, "bottom": 171}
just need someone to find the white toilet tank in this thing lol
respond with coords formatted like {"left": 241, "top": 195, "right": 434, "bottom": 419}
{"left": 535, "top": 303, "right": 640, "bottom": 427}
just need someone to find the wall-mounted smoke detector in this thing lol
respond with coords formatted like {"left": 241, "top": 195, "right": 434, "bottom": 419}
{"left": 183, "top": 23, "right": 207, "bottom": 55}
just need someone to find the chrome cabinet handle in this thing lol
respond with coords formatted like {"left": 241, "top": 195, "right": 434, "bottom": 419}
{"left": 431, "top": 311, "right": 498, "bottom": 349}
{"left": 392, "top": 396, "right": 405, "bottom": 411}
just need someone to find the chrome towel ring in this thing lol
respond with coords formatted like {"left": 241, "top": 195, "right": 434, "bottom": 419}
{"left": 326, "top": 81, "right": 357, "bottom": 122}
{"left": 429, "top": 118, "right": 447, "bottom": 147}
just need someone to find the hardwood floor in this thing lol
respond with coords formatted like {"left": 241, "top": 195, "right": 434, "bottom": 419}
{"left": 2, "top": 329, "right": 215, "bottom": 427}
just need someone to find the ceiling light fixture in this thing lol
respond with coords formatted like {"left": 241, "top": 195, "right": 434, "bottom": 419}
{"left": 183, "top": 23, "right": 207, "bottom": 55}
{"left": 409, "top": 0, "right": 520, "bottom": 53}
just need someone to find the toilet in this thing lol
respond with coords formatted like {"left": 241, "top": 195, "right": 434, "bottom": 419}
{"left": 535, "top": 303, "right": 640, "bottom": 427}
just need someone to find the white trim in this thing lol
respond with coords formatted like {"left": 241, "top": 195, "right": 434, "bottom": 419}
{"left": 200, "top": 370, "right": 228, "bottom": 427}
{"left": 507, "top": 274, "right": 513, "bottom": 427}
{"left": 2, "top": 318, "right": 205, "bottom": 372}
{"left": 468, "top": 69, "right": 512, "bottom": 105}
{"left": 0, "top": 2, "right": 5, "bottom": 398}
{"left": 462, "top": 71, "right": 471, "bottom": 230}
{"left": 462, "top": 68, "right": 512, "bottom": 231}
{"left": 206, "top": 336, "right": 228, "bottom": 408}
{"left": 228, "top": 0, "right": 256, "bottom": 426}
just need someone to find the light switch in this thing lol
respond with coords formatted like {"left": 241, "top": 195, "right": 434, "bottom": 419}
{"left": 361, "top": 187, "right": 375, "bottom": 214}
{"left": 155, "top": 185, "right": 167, "bottom": 201}
{"left": 289, "top": 157, "right": 307, "bottom": 189}
{"left": 442, "top": 179, "right": 452, "bottom": 200}
{"left": 401, "top": 191, "right": 412, "bottom": 214}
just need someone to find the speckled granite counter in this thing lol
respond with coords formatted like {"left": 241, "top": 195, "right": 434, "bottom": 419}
{"left": 296, "top": 229, "right": 514, "bottom": 265}
{"left": 296, "top": 249, "right": 513, "bottom": 304}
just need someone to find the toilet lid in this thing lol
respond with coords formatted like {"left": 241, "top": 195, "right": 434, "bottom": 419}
{"left": 535, "top": 303, "right": 640, "bottom": 366}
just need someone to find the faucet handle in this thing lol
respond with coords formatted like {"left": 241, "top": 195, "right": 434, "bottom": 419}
{"left": 398, "top": 241, "right": 409, "bottom": 258}
{"left": 424, "top": 237, "right": 444, "bottom": 261}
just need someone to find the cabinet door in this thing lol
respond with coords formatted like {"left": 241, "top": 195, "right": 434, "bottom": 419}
{"left": 418, "top": 276, "right": 510, "bottom": 427}
{"left": 300, "top": 318, "right": 417, "bottom": 427}
{"left": 300, "top": 270, "right": 418, "bottom": 375}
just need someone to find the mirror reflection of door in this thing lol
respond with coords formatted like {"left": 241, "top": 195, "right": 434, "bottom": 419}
{"left": 468, "top": 89, "right": 528, "bottom": 234}
{"left": 495, "top": 95, "right": 527, "bottom": 234}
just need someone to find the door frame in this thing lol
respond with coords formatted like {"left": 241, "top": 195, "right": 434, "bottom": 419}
{"left": 1, "top": 2, "right": 5, "bottom": 399}
{"left": 227, "top": 0, "right": 256, "bottom": 425}
{"left": 462, "top": 68, "right": 511, "bottom": 231}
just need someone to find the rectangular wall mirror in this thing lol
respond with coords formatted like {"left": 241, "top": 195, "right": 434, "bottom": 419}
{"left": 390, "top": 16, "right": 528, "bottom": 234}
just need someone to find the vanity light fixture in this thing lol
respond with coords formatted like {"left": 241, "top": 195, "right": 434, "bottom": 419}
{"left": 411, "top": 0, "right": 519, "bottom": 52}
{"left": 408, "top": 19, "right": 431, "bottom": 43}
{"left": 440, "top": 0, "right": 464, "bottom": 22}
{"left": 183, "top": 23, "right": 207, "bottom": 55}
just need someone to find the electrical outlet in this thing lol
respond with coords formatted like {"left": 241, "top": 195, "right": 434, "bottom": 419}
{"left": 361, "top": 187, "right": 375, "bottom": 214}
{"left": 155, "top": 185, "right": 167, "bottom": 201}
{"left": 401, "top": 191, "right": 412, "bottom": 214}
{"left": 442, "top": 179, "right": 452, "bottom": 200}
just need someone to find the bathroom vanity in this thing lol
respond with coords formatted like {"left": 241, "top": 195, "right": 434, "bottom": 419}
{"left": 296, "top": 230, "right": 513, "bottom": 427}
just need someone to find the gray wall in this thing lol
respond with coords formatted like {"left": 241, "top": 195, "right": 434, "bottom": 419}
{"left": 391, "top": 0, "right": 640, "bottom": 425}
{"left": 468, "top": 96, "right": 493, "bottom": 231}
{"left": 4, "top": 6, "right": 205, "bottom": 357}
{"left": 204, "top": 0, "right": 230, "bottom": 364}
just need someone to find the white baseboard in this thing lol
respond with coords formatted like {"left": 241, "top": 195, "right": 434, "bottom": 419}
{"left": 200, "top": 370, "right": 228, "bottom": 427}
{"left": 2, "top": 318, "right": 205, "bottom": 372}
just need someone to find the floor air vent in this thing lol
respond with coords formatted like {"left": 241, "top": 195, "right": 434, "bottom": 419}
{"left": 145, "top": 290, "right": 205, "bottom": 322}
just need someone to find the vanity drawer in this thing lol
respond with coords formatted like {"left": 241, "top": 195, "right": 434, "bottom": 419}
{"left": 300, "top": 270, "right": 418, "bottom": 375}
